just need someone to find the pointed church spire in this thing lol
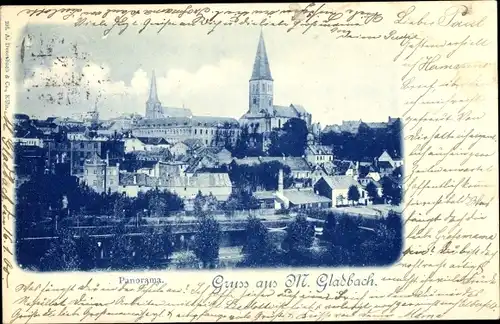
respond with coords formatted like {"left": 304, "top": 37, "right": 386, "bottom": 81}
{"left": 250, "top": 30, "right": 273, "bottom": 81}
{"left": 148, "top": 70, "right": 159, "bottom": 102}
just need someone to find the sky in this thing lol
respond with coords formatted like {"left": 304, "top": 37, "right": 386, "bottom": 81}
{"left": 16, "top": 23, "right": 401, "bottom": 125}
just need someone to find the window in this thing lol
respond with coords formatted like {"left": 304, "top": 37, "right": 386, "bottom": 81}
{"left": 93, "top": 180, "right": 98, "bottom": 186}
{"left": 94, "top": 143, "right": 98, "bottom": 149}
{"left": 194, "top": 129, "right": 197, "bottom": 135}
{"left": 205, "top": 129, "right": 208, "bottom": 135}
{"left": 269, "top": 99, "right": 272, "bottom": 106}
{"left": 262, "top": 84, "right": 265, "bottom": 91}
{"left": 252, "top": 97, "right": 257, "bottom": 105}
{"left": 80, "top": 143, "right": 84, "bottom": 149}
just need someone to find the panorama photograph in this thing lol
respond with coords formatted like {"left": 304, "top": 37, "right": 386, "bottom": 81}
{"left": 14, "top": 25, "right": 403, "bottom": 271}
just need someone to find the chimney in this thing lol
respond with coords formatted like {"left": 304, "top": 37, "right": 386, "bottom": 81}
{"left": 278, "top": 168, "right": 284, "bottom": 193}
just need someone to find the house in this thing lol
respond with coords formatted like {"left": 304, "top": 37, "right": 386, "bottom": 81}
{"left": 314, "top": 175, "right": 368, "bottom": 206}
{"left": 305, "top": 142, "right": 334, "bottom": 165}
{"left": 260, "top": 156, "right": 312, "bottom": 179}
{"left": 83, "top": 153, "right": 120, "bottom": 194}
{"left": 127, "top": 148, "right": 171, "bottom": 162}
{"left": 377, "top": 150, "right": 403, "bottom": 168}
{"left": 53, "top": 117, "right": 84, "bottom": 128}
{"left": 14, "top": 144, "right": 47, "bottom": 177}
{"left": 159, "top": 172, "right": 232, "bottom": 201}
{"left": 14, "top": 113, "right": 30, "bottom": 125}
{"left": 13, "top": 137, "right": 44, "bottom": 148}
{"left": 253, "top": 169, "right": 331, "bottom": 210}
{"left": 253, "top": 190, "right": 278, "bottom": 209}
{"left": 68, "top": 135, "right": 124, "bottom": 176}
{"left": 170, "top": 142, "right": 190, "bottom": 157}
{"left": 332, "top": 160, "right": 355, "bottom": 176}
{"left": 345, "top": 162, "right": 359, "bottom": 177}
{"left": 184, "top": 154, "right": 221, "bottom": 175}
{"left": 357, "top": 164, "right": 381, "bottom": 182}
{"left": 137, "top": 137, "right": 170, "bottom": 151}
{"left": 124, "top": 136, "right": 147, "bottom": 153}
{"left": 195, "top": 147, "right": 233, "bottom": 165}
{"left": 183, "top": 138, "right": 204, "bottom": 153}
{"left": 311, "top": 162, "right": 335, "bottom": 184}
{"left": 393, "top": 157, "right": 403, "bottom": 168}
{"left": 276, "top": 188, "right": 332, "bottom": 210}
{"left": 116, "top": 169, "right": 232, "bottom": 202}
{"left": 377, "top": 161, "right": 395, "bottom": 177}
{"left": 231, "top": 157, "right": 262, "bottom": 166}
{"left": 118, "top": 172, "right": 159, "bottom": 197}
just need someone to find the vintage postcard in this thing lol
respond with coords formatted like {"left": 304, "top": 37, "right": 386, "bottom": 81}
{"left": 1, "top": 1, "right": 498, "bottom": 322}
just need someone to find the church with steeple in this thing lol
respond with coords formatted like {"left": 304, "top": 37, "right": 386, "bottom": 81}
{"left": 239, "top": 31, "right": 312, "bottom": 133}
{"left": 144, "top": 70, "right": 192, "bottom": 119}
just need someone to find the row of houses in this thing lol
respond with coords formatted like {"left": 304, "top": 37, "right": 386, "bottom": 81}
{"left": 81, "top": 143, "right": 402, "bottom": 210}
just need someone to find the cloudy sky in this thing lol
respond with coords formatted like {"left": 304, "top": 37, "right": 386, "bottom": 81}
{"left": 17, "top": 24, "right": 401, "bottom": 125}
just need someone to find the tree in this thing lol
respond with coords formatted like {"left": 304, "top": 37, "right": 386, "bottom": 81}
{"left": 148, "top": 189, "right": 168, "bottom": 217}
{"left": 205, "top": 193, "right": 219, "bottom": 212}
{"left": 193, "top": 190, "right": 206, "bottom": 217}
{"left": 77, "top": 234, "right": 99, "bottom": 270}
{"left": 175, "top": 250, "right": 200, "bottom": 269}
{"left": 133, "top": 226, "right": 174, "bottom": 268}
{"left": 113, "top": 196, "right": 129, "bottom": 218}
{"left": 109, "top": 225, "right": 135, "bottom": 269}
{"left": 40, "top": 227, "right": 80, "bottom": 271}
{"left": 322, "top": 212, "right": 362, "bottom": 266}
{"left": 347, "top": 185, "right": 360, "bottom": 205}
{"left": 193, "top": 216, "right": 221, "bottom": 268}
{"left": 241, "top": 216, "right": 275, "bottom": 267}
{"left": 268, "top": 118, "right": 308, "bottom": 157}
{"left": 232, "top": 125, "right": 264, "bottom": 158}
{"left": 365, "top": 182, "right": 379, "bottom": 202}
{"left": 282, "top": 214, "right": 315, "bottom": 265}
{"left": 381, "top": 176, "right": 402, "bottom": 205}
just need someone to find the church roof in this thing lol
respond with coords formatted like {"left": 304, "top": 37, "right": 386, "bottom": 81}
{"left": 273, "top": 105, "right": 298, "bottom": 118}
{"left": 290, "top": 104, "right": 307, "bottom": 115}
{"left": 162, "top": 106, "right": 192, "bottom": 118}
{"left": 250, "top": 31, "right": 273, "bottom": 81}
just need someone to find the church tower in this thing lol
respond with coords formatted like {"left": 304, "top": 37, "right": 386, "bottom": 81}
{"left": 249, "top": 31, "right": 274, "bottom": 115}
{"left": 146, "top": 70, "right": 163, "bottom": 119}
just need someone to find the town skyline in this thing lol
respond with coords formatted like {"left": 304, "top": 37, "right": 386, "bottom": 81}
{"left": 18, "top": 25, "right": 400, "bottom": 123}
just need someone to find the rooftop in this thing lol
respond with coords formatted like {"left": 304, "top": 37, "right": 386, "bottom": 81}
{"left": 321, "top": 175, "right": 361, "bottom": 190}
{"left": 281, "top": 188, "right": 332, "bottom": 205}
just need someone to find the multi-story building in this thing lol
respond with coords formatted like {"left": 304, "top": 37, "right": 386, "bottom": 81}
{"left": 131, "top": 116, "right": 240, "bottom": 146}
{"left": 68, "top": 134, "right": 124, "bottom": 176}
{"left": 83, "top": 153, "right": 119, "bottom": 194}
